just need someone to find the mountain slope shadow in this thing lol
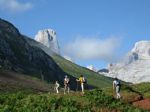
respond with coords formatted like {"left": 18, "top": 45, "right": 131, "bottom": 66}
{"left": 0, "top": 18, "right": 79, "bottom": 90}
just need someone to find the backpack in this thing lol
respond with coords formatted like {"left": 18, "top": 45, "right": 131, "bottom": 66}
{"left": 116, "top": 80, "right": 121, "bottom": 87}
{"left": 83, "top": 77, "right": 87, "bottom": 84}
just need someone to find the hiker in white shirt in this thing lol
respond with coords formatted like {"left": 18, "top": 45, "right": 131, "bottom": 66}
{"left": 113, "top": 78, "right": 121, "bottom": 99}
{"left": 55, "top": 81, "right": 60, "bottom": 94}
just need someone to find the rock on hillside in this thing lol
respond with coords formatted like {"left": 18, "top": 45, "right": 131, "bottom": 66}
{"left": 35, "top": 29, "right": 60, "bottom": 54}
{"left": 106, "top": 41, "right": 150, "bottom": 83}
{"left": 0, "top": 18, "right": 76, "bottom": 88}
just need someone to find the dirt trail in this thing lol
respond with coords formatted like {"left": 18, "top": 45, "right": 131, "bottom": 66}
{"left": 133, "top": 98, "right": 150, "bottom": 110}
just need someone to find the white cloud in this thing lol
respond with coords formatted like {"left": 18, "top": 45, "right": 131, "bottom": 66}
{"left": 0, "top": 0, "right": 32, "bottom": 13}
{"left": 63, "top": 36, "right": 122, "bottom": 62}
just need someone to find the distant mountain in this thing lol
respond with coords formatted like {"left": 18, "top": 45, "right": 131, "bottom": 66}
{"left": 35, "top": 29, "right": 60, "bottom": 54}
{"left": 98, "top": 69, "right": 109, "bottom": 73}
{"left": 106, "top": 41, "right": 150, "bottom": 83}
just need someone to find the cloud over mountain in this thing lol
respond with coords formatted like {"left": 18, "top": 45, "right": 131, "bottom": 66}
{"left": 63, "top": 36, "right": 121, "bottom": 62}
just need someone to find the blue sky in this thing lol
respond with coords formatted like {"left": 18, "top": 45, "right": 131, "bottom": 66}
{"left": 0, "top": 0, "right": 150, "bottom": 70}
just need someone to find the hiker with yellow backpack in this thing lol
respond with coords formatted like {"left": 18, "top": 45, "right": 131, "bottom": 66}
{"left": 76, "top": 75, "right": 86, "bottom": 94}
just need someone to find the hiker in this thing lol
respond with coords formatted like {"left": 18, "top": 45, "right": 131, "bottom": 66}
{"left": 76, "top": 75, "right": 85, "bottom": 94}
{"left": 55, "top": 81, "right": 60, "bottom": 94}
{"left": 64, "top": 75, "right": 70, "bottom": 94}
{"left": 83, "top": 76, "right": 88, "bottom": 90}
{"left": 113, "top": 77, "right": 121, "bottom": 99}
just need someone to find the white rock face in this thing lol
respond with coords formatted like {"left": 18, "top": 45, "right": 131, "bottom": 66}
{"left": 131, "top": 41, "right": 150, "bottom": 60}
{"left": 35, "top": 29, "right": 60, "bottom": 54}
{"left": 87, "top": 65, "right": 96, "bottom": 72}
{"left": 105, "top": 41, "right": 150, "bottom": 83}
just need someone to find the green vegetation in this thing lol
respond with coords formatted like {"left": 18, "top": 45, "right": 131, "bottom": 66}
{"left": 131, "top": 83, "right": 150, "bottom": 98}
{"left": 0, "top": 64, "right": 150, "bottom": 112}
{"left": 103, "top": 85, "right": 143, "bottom": 103}
{"left": 52, "top": 54, "right": 113, "bottom": 88}
{"left": 0, "top": 89, "right": 148, "bottom": 112}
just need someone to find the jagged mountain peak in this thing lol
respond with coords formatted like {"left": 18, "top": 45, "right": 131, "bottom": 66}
{"left": 105, "top": 40, "right": 150, "bottom": 83}
{"left": 35, "top": 29, "right": 60, "bottom": 54}
{"left": 131, "top": 41, "right": 150, "bottom": 60}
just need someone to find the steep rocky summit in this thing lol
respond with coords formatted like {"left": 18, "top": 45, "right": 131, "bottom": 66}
{"left": 35, "top": 29, "right": 60, "bottom": 54}
{"left": 107, "top": 41, "right": 150, "bottom": 83}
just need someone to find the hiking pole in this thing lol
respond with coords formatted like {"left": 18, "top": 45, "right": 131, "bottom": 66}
{"left": 76, "top": 80, "right": 78, "bottom": 92}
{"left": 112, "top": 88, "right": 114, "bottom": 98}
{"left": 113, "top": 87, "right": 115, "bottom": 98}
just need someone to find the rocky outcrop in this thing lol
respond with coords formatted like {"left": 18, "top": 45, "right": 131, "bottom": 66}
{"left": 87, "top": 65, "right": 96, "bottom": 72}
{"left": 106, "top": 41, "right": 150, "bottom": 83}
{"left": 35, "top": 29, "right": 60, "bottom": 54}
{"left": 132, "top": 41, "right": 150, "bottom": 60}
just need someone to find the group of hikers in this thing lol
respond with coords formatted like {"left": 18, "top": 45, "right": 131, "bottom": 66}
{"left": 55, "top": 75, "right": 121, "bottom": 99}
{"left": 55, "top": 75, "right": 86, "bottom": 94}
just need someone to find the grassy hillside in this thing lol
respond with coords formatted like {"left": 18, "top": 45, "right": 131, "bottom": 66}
{"left": 131, "top": 83, "right": 150, "bottom": 98}
{"left": 52, "top": 54, "right": 113, "bottom": 88}
{"left": 0, "top": 74, "right": 149, "bottom": 112}
{"left": 0, "top": 70, "right": 53, "bottom": 92}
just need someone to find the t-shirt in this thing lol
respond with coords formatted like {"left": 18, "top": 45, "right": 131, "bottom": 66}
{"left": 79, "top": 77, "right": 84, "bottom": 84}
{"left": 64, "top": 78, "right": 69, "bottom": 84}
{"left": 56, "top": 82, "right": 60, "bottom": 88}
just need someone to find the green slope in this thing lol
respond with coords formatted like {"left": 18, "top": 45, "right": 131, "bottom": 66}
{"left": 0, "top": 70, "right": 53, "bottom": 92}
{"left": 0, "top": 90, "right": 147, "bottom": 112}
{"left": 52, "top": 54, "right": 113, "bottom": 88}
{"left": 131, "top": 83, "right": 150, "bottom": 98}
